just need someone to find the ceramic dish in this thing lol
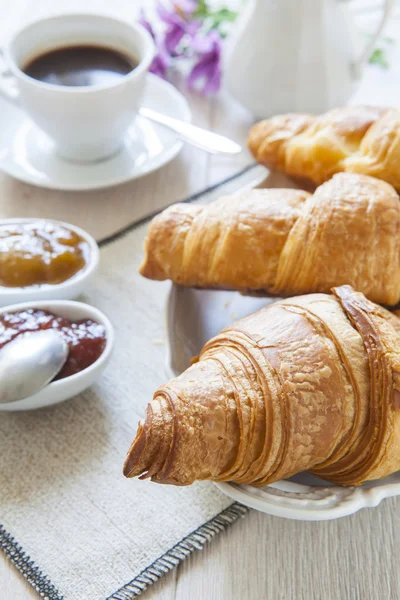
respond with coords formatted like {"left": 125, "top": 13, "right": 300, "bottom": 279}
{"left": 0, "top": 299, "right": 114, "bottom": 411}
{"left": 0, "top": 218, "right": 99, "bottom": 306}
{"left": 0, "top": 72, "right": 191, "bottom": 191}
{"left": 165, "top": 284, "right": 400, "bottom": 521}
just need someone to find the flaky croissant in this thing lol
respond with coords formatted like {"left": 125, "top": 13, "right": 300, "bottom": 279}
{"left": 248, "top": 105, "right": 400, "bottom": 190}
{"left": 124, "top": 286, "right": 400, "bottom": 487}
{"left": 140, "top": 173, "right": 400, "bottom": 305}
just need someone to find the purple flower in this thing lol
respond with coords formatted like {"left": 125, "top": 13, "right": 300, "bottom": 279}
{"left": 174, "top": 0, "right": 198, "bottom": 14}
{"left": 149, "top": 40, "right": 171, "bottom": 79}
{"left": 186, "top": 30, "right": 222, "bottom": 94}
{"left": 138, "top": 8, "right": 156, "bottom": 38}
{"left": 157, "top": 1, "right": 200, "bottom": 55}
{"left": 138, "top": 9, "right": 171, "bottom": 79}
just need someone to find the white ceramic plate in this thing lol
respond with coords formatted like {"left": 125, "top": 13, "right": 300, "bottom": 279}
{"left": 0, "top": 300, "right": 114, "bottom": 411}
{"left": 0, "top": 73, "right": 191, "bottom": 190}
{"left": 166, "top": 284, "right": 400, "bottom": 520}
{"left": 0, "top": 218, "right": 99, "bottom": 307}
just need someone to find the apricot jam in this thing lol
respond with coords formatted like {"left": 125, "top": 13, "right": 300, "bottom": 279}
{"left": 0, "top": 309, "right": 106, "bottom": 380}
{"left": 0, "top": 221, "right": 89, "bottom": 288}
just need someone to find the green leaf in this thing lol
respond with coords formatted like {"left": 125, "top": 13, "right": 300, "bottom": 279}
{"left": 364, "top": 33, "right": 394, "bottom": 45}
{"left": 193, "top": 2, "right": 238, "bottom": 31}
{"left": 193, "top": 0, "right": 210, "bottom": 19}
{"left": 211, "top": 8, "right": 238, "bottom": 24}
{"left": 369, "top": 48, "right": 389, "bottom": 69}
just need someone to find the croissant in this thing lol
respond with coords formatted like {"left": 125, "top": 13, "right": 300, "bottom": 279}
{"left": 124, "top": 286, "right": 400, "bottom": 487}
{"left": 248, "top": 105, "right": 400, "bottom": 191}
{"left": 140, "top": 172, "right": 400, "bottom": 306}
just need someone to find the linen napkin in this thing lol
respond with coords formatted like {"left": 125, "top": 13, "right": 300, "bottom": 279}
{"left": 0, "top": 166, "right": 260, "bottom": 600}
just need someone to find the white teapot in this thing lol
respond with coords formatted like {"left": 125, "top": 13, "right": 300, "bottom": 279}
{"left": 224, "top": 0, "right": 395, "bottom": 118}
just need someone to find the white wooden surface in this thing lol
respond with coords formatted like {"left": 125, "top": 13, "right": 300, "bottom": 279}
{"left": 1, "top": 1, "right": 400, "bottom": 599}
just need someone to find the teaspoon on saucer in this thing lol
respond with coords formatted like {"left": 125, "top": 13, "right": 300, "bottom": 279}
{"left": 139, "top": 107, "right": 242, "bottom": 155}
{"left": 0, "top": 330, "right": 68, "bottom": 404}
{"left": 0, "top": 74, "right": 210, "bottom": 190}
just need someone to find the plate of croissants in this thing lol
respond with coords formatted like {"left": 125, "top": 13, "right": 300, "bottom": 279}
{"left": 124, "top": 105, "right": 400, "bottom": 520}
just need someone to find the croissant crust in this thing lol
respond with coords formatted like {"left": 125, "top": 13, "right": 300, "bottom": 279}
{"left": 124, "top": 286, "right": 400, "bottom": 487}
{"left": 140, "top": 173, "right": 400, "bottom": 305}
{"left": 248, "top": 105, "right": 400, "bottom": 191}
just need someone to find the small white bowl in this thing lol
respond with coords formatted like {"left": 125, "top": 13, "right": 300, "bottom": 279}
{"left": 0, "top": 218, "right": 99, "bottom": 307}
{"left": 0, "top": 300, "right": 114, "bottom": 411}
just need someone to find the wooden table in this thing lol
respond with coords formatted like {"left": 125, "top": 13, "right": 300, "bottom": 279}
{"left": 1, "top": 1, "right": 400, "bottom": 599}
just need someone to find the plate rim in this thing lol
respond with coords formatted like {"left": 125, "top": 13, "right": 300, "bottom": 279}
{"left": 214, "top": 477, "right": 400, "bottom": 521}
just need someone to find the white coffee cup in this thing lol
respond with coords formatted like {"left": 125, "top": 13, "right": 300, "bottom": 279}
{"left": 0, "top": 13, "right": 155, "bottom": 162}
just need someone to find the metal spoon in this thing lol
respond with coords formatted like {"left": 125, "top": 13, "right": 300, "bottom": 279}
{"left": 139, "top": 107, "right": 243, "bottom": 155}
{"left": 0, "top": 330, "right": 69, "bottom": 404}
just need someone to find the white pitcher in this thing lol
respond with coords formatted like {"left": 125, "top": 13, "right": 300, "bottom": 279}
{"left": 224, "top": 0, "right": 395, "bottom": 118}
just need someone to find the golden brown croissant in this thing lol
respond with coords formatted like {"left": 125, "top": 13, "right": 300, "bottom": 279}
{"left": 248, "top": 105, "right": 400, "bottom": 190}
{"left": 140, "top": 173, "right": 400, "bottom": 305}
{"left": 124, "top": 286, "right": 400, "bottom": 487}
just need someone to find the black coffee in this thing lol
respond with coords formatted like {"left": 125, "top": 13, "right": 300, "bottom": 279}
{"left": 23, "top": 45, "right": 137, "bottom": 87}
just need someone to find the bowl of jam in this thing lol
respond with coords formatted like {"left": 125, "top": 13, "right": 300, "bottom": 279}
{"left": 0, "top": 219, "right": 99, "bottom": 306}
{"left": 0, "top": 300, "right": 113, "bottom": 411}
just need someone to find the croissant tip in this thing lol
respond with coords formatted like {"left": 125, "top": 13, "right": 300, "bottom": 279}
{"left": 138, "top": 258, "right": 151, "bottom": 279}
{"left": 123, "top": 451, "right": 137, "bottom": 478}
{"left": 123, "top": 420, "right": 147, "bottom": 479}
{"left": 122, "top": 462, "right": 131, "bottom": 478}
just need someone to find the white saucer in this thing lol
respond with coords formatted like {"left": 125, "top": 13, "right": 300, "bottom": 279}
{"left": 0, "top": 74, "right": 191, "bottom": 191}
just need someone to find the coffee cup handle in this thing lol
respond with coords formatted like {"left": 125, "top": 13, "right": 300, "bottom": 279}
{"left": 0, "top": 49, "right": 20, "bottom": 105}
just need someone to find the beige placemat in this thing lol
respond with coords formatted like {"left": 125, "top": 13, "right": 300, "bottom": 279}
{"left": 0, "top": 166, "right": 264, "bottom": 600}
